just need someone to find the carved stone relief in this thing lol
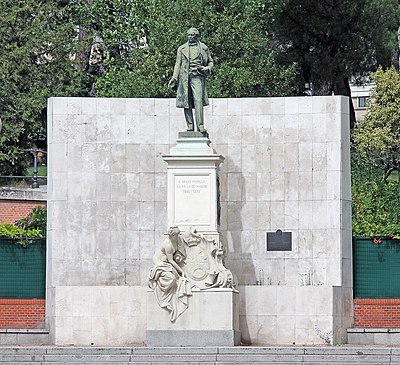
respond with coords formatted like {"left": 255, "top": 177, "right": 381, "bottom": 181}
{"left": 148, "top": 226, "right": 236, "bottom": 321}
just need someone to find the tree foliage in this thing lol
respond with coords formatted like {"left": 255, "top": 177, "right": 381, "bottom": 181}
{"left": 265, "top": 0, "right": 400, "bottom": 94}
{"left": 264, "top": 0, "right": 400, "bottom": 127}
{"left": 81, "top": 0, "right": 300, "bottom": 98}
{"left": 0, "top": 0, "right": 88, "bottom": 175}
{"left": 352, "top": 153, "right": 400, "bottom": 237}
{"left": 353, "top": 67, "right": 400, "bottom": 184}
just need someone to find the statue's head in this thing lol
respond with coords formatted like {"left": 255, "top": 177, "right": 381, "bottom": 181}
{"left": 187, "top": 27, "right": 199, "bottom": 44}
{"left": 168, "top": 226, "right": 180, "bottom": 237}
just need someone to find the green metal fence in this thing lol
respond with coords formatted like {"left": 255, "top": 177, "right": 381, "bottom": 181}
{"left": 353, "top": 236, "right": 400, "bottom": 298}
{"left": 0, "top": 238, "right": 46, "bottom": 298}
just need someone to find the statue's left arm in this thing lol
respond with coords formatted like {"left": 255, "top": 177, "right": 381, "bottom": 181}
{"left": 198, "top": 44, "right": 213, "bottom": 77}
{"left": 205, "top": 47, "right": 214, "bottom": 74}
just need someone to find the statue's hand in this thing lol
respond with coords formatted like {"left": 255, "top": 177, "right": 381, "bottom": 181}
{"left": 168, "top": 78, "right": 177, "bottom": 89}
{"left": 198, "top": 66, "right": 208, "bottom": 72}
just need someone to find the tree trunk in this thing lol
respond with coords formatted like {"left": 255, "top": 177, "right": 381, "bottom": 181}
{"left": 333, "top": 77, "right": 356, "bottom": 129}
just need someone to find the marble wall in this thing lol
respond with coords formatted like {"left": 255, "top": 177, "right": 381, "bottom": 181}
{"left": 47, "top": 96, "right": 352, "bottom": 345}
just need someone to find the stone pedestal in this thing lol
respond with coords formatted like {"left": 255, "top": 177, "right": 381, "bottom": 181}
{"left": 146, "top": 288, "right": 240, "bottom": 346}
{"left": 163, "top": 132, "right": 224, "bottom": 234}
{"left": 145, "top": 133, "right": 239, "bottom": 346}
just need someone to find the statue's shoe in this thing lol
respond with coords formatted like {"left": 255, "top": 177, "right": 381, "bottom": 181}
{"left": 198, "top": 125, "right": 207, "bottom": 133}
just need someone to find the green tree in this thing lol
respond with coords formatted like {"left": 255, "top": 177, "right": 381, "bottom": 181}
{"left": 264, "top": 0, "right": 400, "bottom": 126}
{"left": 353, "top": 67, "right": 400, "bottom": 189}
{"left": 81, "top": 0, "right": 300, "bottom": 98}
{"left": 0, "top": 0, "right": 88, "bottom": 175}
{"left": 352, "top": 153, "right": 400, "bottom": 237}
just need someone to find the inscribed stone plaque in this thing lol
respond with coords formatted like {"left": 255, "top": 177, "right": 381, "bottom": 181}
{"left": 174, "top": 175, "right": 211, "bottom": 226}
{"left": 266, "top": 230, "right": 292, "bottom": 251}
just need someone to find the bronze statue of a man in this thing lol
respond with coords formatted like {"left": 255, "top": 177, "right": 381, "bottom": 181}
{"left": 168, "top": 28, "right": 213, "bottom": 135}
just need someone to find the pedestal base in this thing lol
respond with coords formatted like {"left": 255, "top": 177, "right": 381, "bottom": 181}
{"left": 146, "top": 288, "right": 240, "bottom": 347}
{"left": 146, "top": 330, "right": 241, "bottom": 347}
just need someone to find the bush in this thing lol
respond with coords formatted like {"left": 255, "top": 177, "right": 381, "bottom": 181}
{"left": 0, "top": 206, "right": 46, "bottom": 247}
{"left": 0, "top": 223, "right": 43, "bottom": 247}
{"left": 15, "top": 206, "right": 46, "bottom": 234}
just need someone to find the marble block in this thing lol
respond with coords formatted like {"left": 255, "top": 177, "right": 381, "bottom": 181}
{"left": 146, "top": 288, "right": 240, "bottom": 346}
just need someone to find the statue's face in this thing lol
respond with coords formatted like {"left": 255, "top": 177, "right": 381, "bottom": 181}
{"left": 187, "top": 30, "right": 198, "bottom": 44}
{"left": 168, "top": 227, "right": 180, "bottom": 237}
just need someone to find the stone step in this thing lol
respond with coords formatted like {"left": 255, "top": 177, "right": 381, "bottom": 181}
{"left": 0, "top": 346, "right": 398, "bottom": 364}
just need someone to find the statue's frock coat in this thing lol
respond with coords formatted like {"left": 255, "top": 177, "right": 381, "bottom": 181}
{"left": 172, "top": 41, "right": 213, "bottom": 109}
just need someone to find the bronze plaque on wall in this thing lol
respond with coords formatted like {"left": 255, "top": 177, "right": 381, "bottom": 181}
{"left": 267, "top": 230, "right": 292, "bottom": 251}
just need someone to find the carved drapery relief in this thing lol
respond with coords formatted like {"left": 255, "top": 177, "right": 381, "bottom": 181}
{"left": 148, "top": 227, "right": 192, "bottom": 322}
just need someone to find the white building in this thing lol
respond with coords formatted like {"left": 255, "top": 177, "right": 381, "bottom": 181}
{"left": 350, "top": 82, "right": 375, "bottom": 121}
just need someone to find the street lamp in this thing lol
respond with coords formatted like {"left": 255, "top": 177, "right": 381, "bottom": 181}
{"left": 22, "top": 147, "right": 47, "bottom": 188}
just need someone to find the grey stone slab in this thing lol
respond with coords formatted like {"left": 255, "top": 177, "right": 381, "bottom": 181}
{"left": 0, "top": 347, "right": 47, "bottom": 355}
{"left": 303, "top": 354, "right": 391, "bottom": 363}
{"left": 132, "top": 347, "right": 218, "bottom": 354}
{"left": 0, "top": 187, "right": 47, "bottom": 201}
{"left": 130, "top": 363, "right": 214, "bottom": 365}
{"left": 216, "top": 363, "right": 277, "bottom": 365}
{"left": 0, "top": 334, "right": 18, "bottom": 345}
{"left": 129, "top": 355, "right": 218, "bottom": 362}
{"left": 0, "top": 362, "right": 40, "bottom": 365}
{"left": 43, "top": 363, "right": 129, "bottom": 365}
{"left": 43, "top": 354, "right": 131, "bottom": 362}
{"left": 304, "top": 347, "right": 391, "bottom": 355}
{"left": 146, "top": 330, "right": 240, "bottom": 347}
{"left": 364, "top": 328, "right": 390, "bottom": 333}
{"left": 0, "top": 355, "right": 45, "bottom": 362}
{"left": 15, "top": 333, "right": 49, "bottom": 345}
{"left": 375, "top": 332, "right": 400, "bottom": 345}
{"left": 218, "top": 363, "right": 300, "bottom": 365}
{"left": 218, "top": 346, "right": 305, "bottom": 355}
{"left": 45, "top": 347, "right": 133, "bottom": 355}
{"left": 216, "top": 354, "right": 304, "bottom": 362}
{"left": 303, "top": 363, "right": 386, "bottom": 365}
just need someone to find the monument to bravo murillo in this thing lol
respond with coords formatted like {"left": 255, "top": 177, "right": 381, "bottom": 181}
{"left": 147, "top": 28, "right": 239, "bottom": 346}
{"left": 46, "top": 28, "right": 352, "bottom": 346}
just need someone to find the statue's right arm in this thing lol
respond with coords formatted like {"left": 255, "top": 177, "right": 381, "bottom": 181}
{"left": 164, "top": 244, "right": 184, "bottom": 275}
{"left": 171, "top": 47, "right": 181, "bottom": 82}
{"left": 168, "top": 48, "right": 181, "bottom": 88}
